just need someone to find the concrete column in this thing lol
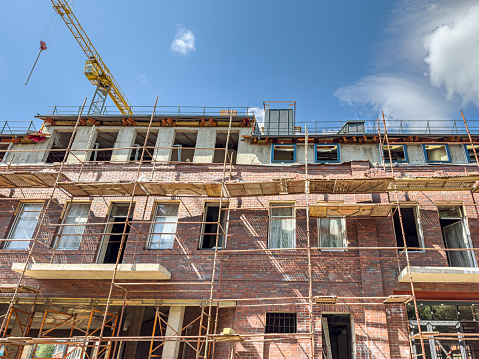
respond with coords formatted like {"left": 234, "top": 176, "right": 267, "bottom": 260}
{"left": 123, "top": 306, "right": 145, "bottom": 359}
{"left": 5, "top": 305, "right": 32, "bottom": 358}
{"left": 193, "top": 128, "right": 215, "bottom": 163}
{"left": 66, "top": 127, "right": 97, "bottom": 164}
{"left": 111, "top": 128, "right": 136, "bottom": 162}
{"left": 161, "top": 306, "right": 185, "bottom": 359}
{"left": 153, "top": 127, "right": 175, "bottom": 162}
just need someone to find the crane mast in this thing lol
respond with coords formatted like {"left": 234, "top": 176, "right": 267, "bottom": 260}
{"left": 51, "top": 0, "right": 134, "bottom": 115}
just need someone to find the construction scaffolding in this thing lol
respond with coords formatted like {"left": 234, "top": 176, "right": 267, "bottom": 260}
{"left": 1, "top": 104, "right": 479, "bottom": 359}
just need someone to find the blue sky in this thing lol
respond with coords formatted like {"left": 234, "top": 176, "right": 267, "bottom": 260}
{"left": 1, "top": 0, "right": 479, "bottom": 131}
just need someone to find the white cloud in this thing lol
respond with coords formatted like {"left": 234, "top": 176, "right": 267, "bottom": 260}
{"left": 335, "top": 0, "right": 479, "bottom": 121}
{"left": 137, "top": 73, "right": 148, "bottom": 85}
{"left": 424, "top": 4, "right": 479, "bottom": 106}
{"left": 334, "top": 74, "right": 452, "bottom": 122}
{"left": 247, "top": 107, "right": 265, "bottom": 129}
{"left": 170, "top": 25, "right": 196, "bottom": 56}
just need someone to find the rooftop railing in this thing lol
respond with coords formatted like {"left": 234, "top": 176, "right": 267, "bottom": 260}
{"left": 0, "top": 120, "right": 38, "bottom": 135}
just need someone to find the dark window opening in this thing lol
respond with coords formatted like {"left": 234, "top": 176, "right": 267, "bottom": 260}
{"left": 91, "top": 131, "right": 118, "bottom": 162}
{"left": 393, "top": 207, "right": 421, "bottom": 250}
{"left": 46, "top": 131, "right": 74, "bottom": 163}
{"left": 265, "top": 312, "right": 297, "bottom": 334}
{"left": 316, "top": 144, "right": 339, "bottom": 162}
{"left": 438, "top": 206, "right": 475, "bottom": 268}
{"left": 383, "top": 144, "right": 407, "bottom": 162}
{"left": 129, "top": 131, "right": 157, "bottom": 163}
{"left": 272, "top": 144, "right": 296, "bottom": 163}
{"left": 200, "top": 202, "right": 226, "bottom": 249}
{"left": 213, "top": 132, "right": 238, "bottom": 164}
{"left": 171, "top": 131, "right": 197, "bottom": 162}
{"left": 0, "top": 144, "right": 9, "bottom": 162}
{"left": 322, "top": 314, "right": 352, "bottom": 359}
{"left": 98, "top": 203, "right": 135, "bottom": 264}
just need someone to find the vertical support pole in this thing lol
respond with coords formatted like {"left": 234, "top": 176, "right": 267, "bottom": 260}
{"left": 95, "top": 97, "right": 158, "bottom": 358}
{"left": 305, "top": 126, "right": 315, "bottom": 358}
{"left": 382, "top": 111, "right": 427, "bottom": 359}
{"left": 204, "top": 115, "right": 233, "bottom": 358}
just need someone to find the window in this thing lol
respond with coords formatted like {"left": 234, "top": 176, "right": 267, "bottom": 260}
{"left": 148, "top": 202, "right": 179, "bottom": 249}
{"left": 423, "top": 144, "right": 450, "bottom": 163}
{"left": 171, "top": 131, "right": 197, "bottom": 162}
{"left": 268, "top": 203, "right": 295, "bottom": 249}
{"left": 271, "top": 144, "right": 296, "bottom": 163}
{"left": 46, "top": 131, "right": 74, "bottom": 163}
{"left": 322, "top": 314, "right": 352, "bottom": 359}
{"left": 55, "top": 202, "right": 90, "bottom": 250}
{"left": 91, "top": 131, "right": 119, "bottom": 162}
{"left": 265, "top": 313, "right": 297, "bottom": 334}
{"left": 382, "top": 144, "right": 407, "bottom": 163}
{"left": 318, "top": 218, "right": 346, "bottom": 249}
{"left": 4, "top": 202, "right": 43, "bottom": 250}
{"left": 464, "top": 144, "right": 479, "bottom": 163}
{"left": 315, "top": 144, "right": 340, "bottom": 163}
{"left": 213, "top": 131, "right": 239, "bottom": 164}
{"left": 438, "top": 206, "right": 475, "bottom": 267}
{"left": 129, "top": 130, "right": 157, "bottom": 163}
{"left": 392, "top": 207, "right": 423, "bottom": 250}
{"left": 199, "top": 202, "right": 227, "bottom": 249}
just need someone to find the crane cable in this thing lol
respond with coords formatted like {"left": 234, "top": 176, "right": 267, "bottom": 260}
{"left": 25, "top": 5, "right": 63, "bottom": 85}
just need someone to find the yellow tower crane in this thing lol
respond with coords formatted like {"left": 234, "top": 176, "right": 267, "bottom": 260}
{"left": 51, "top": 0, "right": 134, "bottom": 115}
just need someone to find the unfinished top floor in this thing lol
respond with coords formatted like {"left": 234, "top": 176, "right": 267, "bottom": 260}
{"left": 2, "top": 111, "right": 479, "bottom": 166}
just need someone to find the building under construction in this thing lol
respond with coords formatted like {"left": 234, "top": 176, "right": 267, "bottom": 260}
{"left": 1, "top": 101, "right": 479, "bottom": 359}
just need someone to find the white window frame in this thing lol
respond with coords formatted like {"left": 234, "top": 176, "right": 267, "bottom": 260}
{"left": 318, "top": 217, "right": 347, "bottom": 250}
{"left": 4, "top": 202, "right": 43, "bottom": 250}
{"left": 147, "top": 202, "right": 180, "bottom": 250}
{"left": 55, "top": 202, "right": 91, "bottom": 250}
{"left": 268, "top": 202, "right": 296, "bottom": 249}
{"left": 199, "top": 202, "right": 227, "bottom": 249}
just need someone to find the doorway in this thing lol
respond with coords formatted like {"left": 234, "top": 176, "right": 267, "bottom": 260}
{"left": 97, "top": 203, "right": 135, "bottom": 264}
{"left": 322, "top": 314, "right": 352, "bottom": 359}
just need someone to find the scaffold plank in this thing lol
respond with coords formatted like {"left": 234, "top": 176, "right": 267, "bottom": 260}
{"left": 309, "top": 204, "right": 392, "bottom": 217}
{"left": 0, "top": 172, "right": 70, "bottom": 188}
{"left": 310, "top": 178, "right": 393, "bottom": 194}
{"left": 393, "top": 176, "right": 479, "bottom": 191}
{"left": 140, "top": 181, "right": 221, "bottom": 197}
{"left": 0, "top": 284, "right": 39, "bottom": 293}
{"left": 57, "top": 182, "right": 145, "bottom": 196}
{"left": 225, "top": 180, "right": 305, "bottom": 197}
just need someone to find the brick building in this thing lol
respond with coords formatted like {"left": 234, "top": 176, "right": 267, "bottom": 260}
{"left": 1, "top": 103, "right": 479, "bottom": 359}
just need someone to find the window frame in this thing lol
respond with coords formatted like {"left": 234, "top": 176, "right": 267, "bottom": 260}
{"left": 4, "top": 201, "right": 45, "bottom": 250}
{"left": 317, "top": 217, "right": 347, "bottom": 251}
{"left": 271, "top": 144, "right": 297, "bottom": 163}
{"left": 268, "top": 201, "right": 296, "bottom": 249}
{"left": 315, "top": 144, "right": 340, "bottom": 163}
{"left": 381, "top": 144, "right": 408, "bottom": 163}
{"left": 464, "top": 144, "right": 479, "bottom": 163}
{"left": 147, "top": 201, "right": 180, "bottom": 250}
{"left": 265, "top": 312, "right": 297, "bottom": 334}
{"left": 199, "top": 201, "right": 228, "bottom": 250}
{"left": 392, "top": 206, "right": 425, "bottom": 251}
{"left": 422, "top": 144, "right": 451, "bottom": 163}
{"left": 54, "top": 200, "right": 92, "bottom": 250}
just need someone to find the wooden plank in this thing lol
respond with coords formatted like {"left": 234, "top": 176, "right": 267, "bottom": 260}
{"left": 140, "top": 182, "right": 221, "bottom": 197}
{"left": 58, "top": 182, "right": 145, "bottom": 196}
{"left": 309, "top": 204, "right": 392, "bottom": 217}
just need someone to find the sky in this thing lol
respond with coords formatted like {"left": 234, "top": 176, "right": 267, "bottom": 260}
{"left": 1, "top": 0, "right": 479, "bottom": 132}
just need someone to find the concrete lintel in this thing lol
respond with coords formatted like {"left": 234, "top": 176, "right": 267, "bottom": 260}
{"left": 399, "top": 266, "right": 479, "bottom": 283}
{"left": 11, "top": 263, "right": 171, "bottom": 280}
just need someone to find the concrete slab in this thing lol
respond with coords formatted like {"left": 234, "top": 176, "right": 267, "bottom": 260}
{"left": 11, "top": 263, "right": 171, "bottom": 280}
{"left": 398, "top": 266, "right": 479, "bottom": 283}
